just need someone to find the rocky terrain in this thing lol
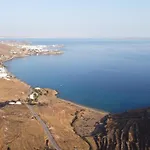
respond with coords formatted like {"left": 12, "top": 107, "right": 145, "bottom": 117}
{"left": 29, "top": 88, "right": 106, "bottom": 150}
{"left": 0, "top": 77, "right": 106, "bottom": 149}
{"left": 1, "top": 42, "right": 150, "bottom": 150}
{"left": 91, "top": 107, "right": 150, "bottom": 150}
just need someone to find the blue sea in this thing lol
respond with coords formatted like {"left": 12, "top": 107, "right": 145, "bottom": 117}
{"left": 4, "top": 39, "right": 150, "bottom": 113}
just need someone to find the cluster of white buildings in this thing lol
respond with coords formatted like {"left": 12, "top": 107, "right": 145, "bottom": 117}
{"left": 48, "top": 44, "right": 64, "bottom": 48}
{"left": 0, "top": 41, "right": 64, "bottom": 54}
{"left": 19, "top": 45, "right": 64, "bottom": 52}
{"left": 19, "top": 45, "right": 47, "bottom": 51}
{"left": 0, "top": 67, "right": 8, "bottom": 78}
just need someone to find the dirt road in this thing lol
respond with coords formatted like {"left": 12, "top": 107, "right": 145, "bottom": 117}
{"left": 25, "top": 104, "right": 61, "bottom": 150}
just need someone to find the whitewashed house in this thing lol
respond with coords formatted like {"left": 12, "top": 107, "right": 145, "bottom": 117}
{"left": 29, "top": 92, "right": 39, "bottom": 100}
{"left": 9, "top": 102, "right": 15, "bottom": 105}
{"left": 16, "top": 101, "right": 22, "bottom": 105}
{"left": 29, "top": 93, "right": 35, "bottom": 100}
{"left": 9, "top": 101, "right": 22, "bottom": 105}
{"left": 0, "top": 67, "right": 7, "bottom": 78}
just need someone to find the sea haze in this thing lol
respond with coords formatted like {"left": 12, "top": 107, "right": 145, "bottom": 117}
{"left": 5, "top": 39, "right": 150, "bottom": 112}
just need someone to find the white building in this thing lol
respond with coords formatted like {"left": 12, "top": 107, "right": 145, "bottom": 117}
{"left": 29, "top": 93, "right": 35, "bottom": 100}
{"left": 16, "top": 101, "right": 22, "bottom": 105}
{"left": 0, "top": 67, "right": 7, "bottom": 78}
{"left": 0, "top": 67, "right": 5, "bottom": 72}
{"left": 9, "top": 102, "right": 15, "bottom": 105}
{"left": 9, "top": 101, "right": 22, "bottom": 105}
{"left": 29, "top": 92, "right": 38, "bottom": 100}
{"left": 20, "top": 45, "right": 47, "bottom": 51}
{"left": 35, "top": 87, "right": 41, "bottom": 90}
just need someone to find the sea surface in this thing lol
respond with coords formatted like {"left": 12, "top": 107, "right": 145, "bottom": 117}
{"left": 4, "top": 38, "right": 150, "bottom": 113}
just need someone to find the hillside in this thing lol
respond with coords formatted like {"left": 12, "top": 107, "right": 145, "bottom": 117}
{"left": 91, "top": 107, "right": 150, "bottom": 150}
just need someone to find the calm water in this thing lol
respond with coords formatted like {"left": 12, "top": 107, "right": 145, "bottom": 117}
{"left": 5, "top": 39, "right": 150, "bottom": 112}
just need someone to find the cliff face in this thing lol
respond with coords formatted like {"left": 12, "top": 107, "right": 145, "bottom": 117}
{"left": 91, "top": 107, "right": 150, "bottom": 150}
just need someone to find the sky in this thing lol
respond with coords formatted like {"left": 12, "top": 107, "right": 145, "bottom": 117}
{"left": 0, "top": 0, "right": 150, "bottom": 38}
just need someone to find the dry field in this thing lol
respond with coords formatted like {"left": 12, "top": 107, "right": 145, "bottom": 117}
{"left": 0, "top": 42, "right": 107, "bottom": 149}
{"left": 33, "top": 90, "right": 106, "bottom": 150}
{"left": 0, "top": 105, "right": 46, "bottom": 150}
{"left": 0, "top": 78, "right": 107, "bottom": 149}
{"left": 0, "top": 78, "right": 30, "bottom": 102}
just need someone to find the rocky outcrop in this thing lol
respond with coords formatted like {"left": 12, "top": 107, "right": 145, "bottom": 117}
{"left": 91, "top": 107, "right": 150, "bottom": 150}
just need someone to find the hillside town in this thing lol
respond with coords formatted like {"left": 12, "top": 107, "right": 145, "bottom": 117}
{"left": 0, "top": 41, "right": 64, "bottom": 63}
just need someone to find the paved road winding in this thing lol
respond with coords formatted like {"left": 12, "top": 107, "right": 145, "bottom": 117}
{"left": 25, "top": 104, "right": 61, "bottom": 150}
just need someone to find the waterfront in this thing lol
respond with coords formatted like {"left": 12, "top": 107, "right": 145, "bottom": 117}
{"left": 5, "top": 39, "right": 150, "bottom": 112}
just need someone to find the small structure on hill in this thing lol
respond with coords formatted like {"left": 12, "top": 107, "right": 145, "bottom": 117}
{"left": 9, "top": 101, "right": 22, "bottom": 105}
{"left": 35, "top": 87, "right": 41, "bottom": 90}
{"left": 29, "top": 92, "right": 39, "bottom": 100}
{"left": 9, "top": 102, "right": 15, "bottom": 105}
{"left": 27, "top": 87, "right": 49, "bottom": 105}
{"left": 28, "top": 87, "right": 42, "bottom": 104}
{"left": 16, "top": 101, "right": 22, "bottom": 105}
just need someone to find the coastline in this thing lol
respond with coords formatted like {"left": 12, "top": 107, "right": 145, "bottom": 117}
{"left": 0, "top": 42, "right": 107, "bottom": 149}
{"left": 0, "top": 42, "right": 107, "bottom": 114}
{"left": 3, "top": 55, "right": 107, "bottom": 114}
{"left": 0, "top": 42, "right": 108, "bottom": 150}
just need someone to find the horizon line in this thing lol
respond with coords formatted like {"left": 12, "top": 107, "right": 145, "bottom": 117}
{"left": 0, "top": 36, "right": 150, "bottom": 40}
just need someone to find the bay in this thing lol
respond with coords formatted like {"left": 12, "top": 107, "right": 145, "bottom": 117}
{"left": 5, "top": 39, "right": 150, "bottom": 112}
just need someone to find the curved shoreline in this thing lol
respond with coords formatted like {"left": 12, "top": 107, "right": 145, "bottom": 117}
{"left": 1, "top": 42, "right": 150, "bottom": 150}
{"left": 4, "top": 57, "right": 108, "bottom": 114}
{"left": 0, "top": 42, "right": 108, "bottom": 149}
{"left": 0, "top": 42, "right": 107, "bottom": 114}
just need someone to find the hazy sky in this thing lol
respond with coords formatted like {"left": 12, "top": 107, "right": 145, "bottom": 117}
{"left": 0, "top": 0, "right": 150, "bottom": 38}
